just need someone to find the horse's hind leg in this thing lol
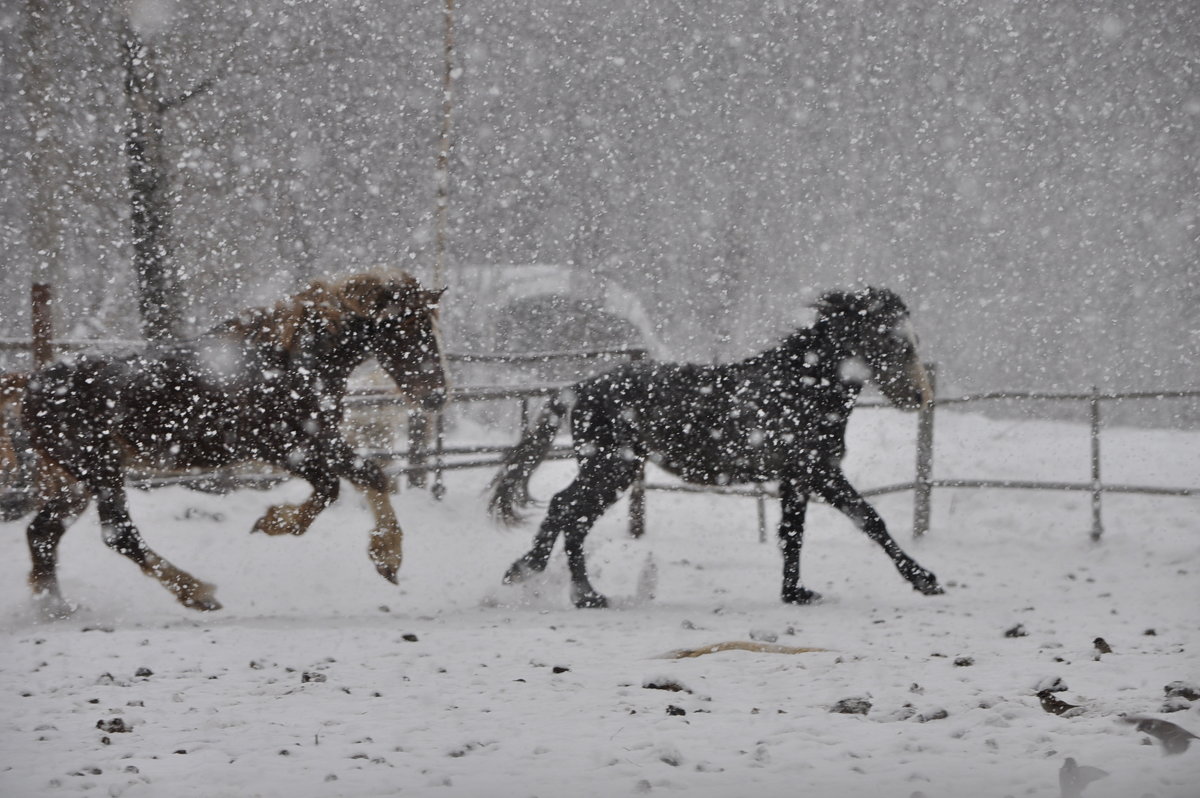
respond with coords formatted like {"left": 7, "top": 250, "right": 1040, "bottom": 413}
{"left": 95, "top": 481, "right": 221, "bottom": 611}
{"left": 777, "top": 480, "right": 820, "bottom": 605}
{"left": 502, "top": 517, "right": 561, "bottom": 584}
{"left": 27, "top": 486, "right": 90, "bottom": 618}
{"left": 508, "top": 455, "right": 641, "bottom": 608}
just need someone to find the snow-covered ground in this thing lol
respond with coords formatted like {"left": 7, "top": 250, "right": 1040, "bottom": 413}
{"left": 1, "top": 407, "right": 1197, "bottom": 798}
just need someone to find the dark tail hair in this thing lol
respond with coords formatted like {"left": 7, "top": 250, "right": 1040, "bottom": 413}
{"left": 0, "top": 372, "right": 39, "bottom": 521}
{"left": 0, "top": 373, "right": 29, "bottom": 476}
{"left": 487, "top": 395, "right": 569, "bottom": 525}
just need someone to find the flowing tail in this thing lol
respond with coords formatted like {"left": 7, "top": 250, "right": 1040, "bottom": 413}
{"left": 487, "top": 395, "right": 569, "bottom": 525}
{"left": 0, "top": 373, "right": 26, "bottom": 472}
{"left": 0, "top": 373, "right": 38, "bottom": 521}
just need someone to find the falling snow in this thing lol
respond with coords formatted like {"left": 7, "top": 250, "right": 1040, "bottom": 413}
{"left": 1, "top": 1, "right": 1198, "bottom": 797}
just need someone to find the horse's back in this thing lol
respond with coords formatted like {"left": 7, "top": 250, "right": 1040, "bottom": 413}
{"left": 568, "top": 354, "right": 855, "bottom": 486}
{"left": 24, "top": 349, "right": 248, "bottom": 472}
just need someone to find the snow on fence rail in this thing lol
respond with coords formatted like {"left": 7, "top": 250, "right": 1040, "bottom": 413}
{"left": 2, "top": 339, "right": 1196, "bottom": 542}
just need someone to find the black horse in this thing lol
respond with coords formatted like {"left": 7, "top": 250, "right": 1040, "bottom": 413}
{"left": 489, "top": 287, "right": 943, "bottom": 608}
{"left": 4, "top": 271, "right": 447, "bottom": 616}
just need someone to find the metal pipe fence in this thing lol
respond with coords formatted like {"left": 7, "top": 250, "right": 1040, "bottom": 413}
{"left": 654, "top": 373, "right": 1198, "bottom": 544}
{"left": 347, "top": 361, "right": 1199, "bottom": 543}
{"left": 2, "top": 335, "right": 1196, "bottom": 544}
{"left": 0, "top": 341, "right": 647, "bottom": 514}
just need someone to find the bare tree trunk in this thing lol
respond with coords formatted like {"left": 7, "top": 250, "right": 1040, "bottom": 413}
{"left": 433, "top": 0, "right": 456, "bottom": 290}
{"left": 121, "top": 18, "right": 180, "bottom": 342}
{"left": 23, "top": 0, "right": 66, "bottom": 334}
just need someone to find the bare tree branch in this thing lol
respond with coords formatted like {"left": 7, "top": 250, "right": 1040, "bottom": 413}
{"left": 158, "top": 74, "right": 218, "bottom": 112}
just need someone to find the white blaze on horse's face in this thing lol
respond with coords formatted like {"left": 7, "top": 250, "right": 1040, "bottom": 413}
{"left": 895, "top": 317, "right": 934, "bottom": 408}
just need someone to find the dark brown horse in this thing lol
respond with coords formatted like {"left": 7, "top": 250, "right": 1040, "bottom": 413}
{"left": 490, "top": 287, "right": 942, "bottom": 608}
{"left": 4, "top": 271, "right": 447, "bottom": 616}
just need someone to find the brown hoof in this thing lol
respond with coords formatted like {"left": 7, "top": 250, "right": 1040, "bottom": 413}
{"left": 368, "top": 529, "right": 402, "bottom": 584}
{"left": 252, "top": 505, "right": 306, "bottom": 536}
{"left": 373, "top": 560, "right": 399, "bottom": 585}
{"left": 178, "top": 582, "right": 222, "bottom": 612}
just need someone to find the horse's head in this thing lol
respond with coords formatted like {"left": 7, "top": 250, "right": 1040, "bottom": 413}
{"left": 341, "top": 273, "right": 449, "bottom": 412}
{"left": 815, "top": 287, "right": 933, "bottom": 411}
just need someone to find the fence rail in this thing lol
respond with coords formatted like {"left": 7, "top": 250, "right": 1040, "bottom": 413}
{"left": 344, "top": 364, "right": 1199, "bottom": 543}
{"left": 1, "top": 335, "right": 1196, "bottom": 543}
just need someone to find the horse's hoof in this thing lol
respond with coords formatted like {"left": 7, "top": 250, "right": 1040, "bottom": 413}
{"left": 782, "top": 587, "right": 822, "bottom": 605}
{"left": 503, "top": 559, "right": 539, "bottom": 585}
{"left": 252, "top": 505, "right": 305, "bottom": 536}
{"left": 182, "top": 597, "right": 223, "bottom": 612}
{"left": 181, "top": 585, "right": 222, "bottom": 612}
{"left": 909, "top": 569, "right": 943, "bottom": 596}
{"left": 33, "top": 592, "right": 76, "bottom": 620}
{"left": 368, "top": 536, "right": 402, "bottom": 584}
{"left": 572, "top": 590, "right": 609, "bottom": 609}
{"left": 373, "top": 560, "right": 400, "bottom": 585}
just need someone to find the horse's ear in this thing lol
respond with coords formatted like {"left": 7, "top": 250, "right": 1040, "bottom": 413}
{"left": 424, "top": 288, "right": 447, "bottom": 308}
{"left": 816, "top": 288, "right": 907, "bottom": 321}
{"left": 861, "top": 286, "right": 907, "bottom": 319}
{"left": 336, "top": 275, "right": 385, "bottom": 315}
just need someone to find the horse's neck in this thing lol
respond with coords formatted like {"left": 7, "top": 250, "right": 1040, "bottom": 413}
{"left": 202, "top": 308, "right": 371, "bottom": 393}
{"left": 758, "top": 325, "right": 847, "bottom": 376}
{"left": 299, "top": 326, "right": 371, "bottom": 392}
{"left": 757, "top": 323, "right": 863, "bottom": 402}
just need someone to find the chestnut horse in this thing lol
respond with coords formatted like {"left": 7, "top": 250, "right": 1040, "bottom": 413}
{"left": 489, "top": 287, "right": 943, "bottom": 608}
{"left": 4, "top": 271, "right": 446, "bottom": 616}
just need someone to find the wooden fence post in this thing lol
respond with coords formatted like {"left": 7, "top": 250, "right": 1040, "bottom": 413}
{"left": 1090, "top": 386, "right": 1103, "bottom": 541}
{"left": 32, "top": 283, "right": 53, "bottom": 368}
{"left": 407, "top": 410, "right": 429, "bottom": 489}
{"left": 628, "top": 348, "right": 647, "bottom": 538}
{"left": 431, "top": 409, "right": 446, "bottom": 500}
{"left": 912, "top": 363, "right": 937, "bottom": 537}
{"left": 756, "top": 491, "right": 768, "bottom": 543}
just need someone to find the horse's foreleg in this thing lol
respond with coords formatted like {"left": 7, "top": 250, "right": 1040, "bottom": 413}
{"left": 253, "top": 471, "right": 340, "bottom": 537}
{"left": 96, "top": 484, "right": 221, "bottom": 611}
{"left": 778, "top": 480, "right": 820, "bottom": 605}
{"left": 813, "top": 470, "right": 943, "bottom": 596}
{"left": 343, "top": 460, "right": 403, "bottom": 584}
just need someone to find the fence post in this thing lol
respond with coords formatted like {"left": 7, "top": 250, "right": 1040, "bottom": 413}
{"left": 1090, "top": 385, "right": 1103, "bottom": 541}
{"left": 32, "top": 283, "right": 53, "bottom": 368}
{"left": 628, "top": 348, "right": 647, "bottom": 538}
{"left": 407, "top": 410, "right": 429, "bottom": 489}
{"left": 27, "top": 283, "right": 54, "bottom": 512}
{"left": 431, "top": 410, "right": 446, "bottom": 500}
{"left": 912, "top": 363, "right": 937, "bottom": 537}
{"left": 757, "top": 490, "right": 768, "bottom": 543}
